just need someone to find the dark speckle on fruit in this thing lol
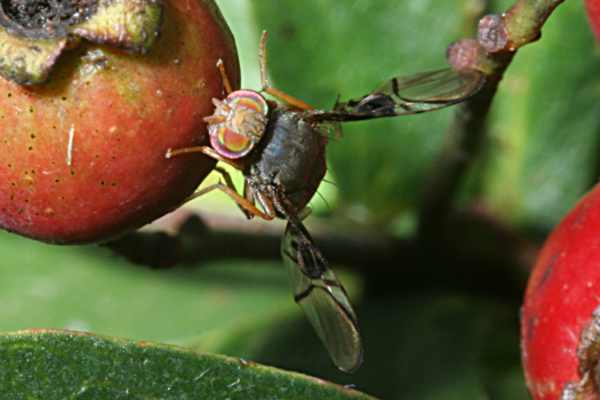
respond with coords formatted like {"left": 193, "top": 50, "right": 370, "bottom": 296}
{"left": 0, "top": 0, "right": 239, "bottom": 243}
{"left": 535, "top": 253, "right": 558, "bottom": 292}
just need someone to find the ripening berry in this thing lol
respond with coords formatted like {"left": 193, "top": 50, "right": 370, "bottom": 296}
{"left": 0, "top": 0, "right": 239, "bottom": 243}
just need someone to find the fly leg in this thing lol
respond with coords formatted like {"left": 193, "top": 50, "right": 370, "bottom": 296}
{"left": 165, "top": 145, "right": 243, "bottom": 171}
{"left": 242, "top": 181, "right": 259, "bottom": 220}
{"left": 213, "top": 167, "right": 255, "bottom": 220}
{"left": 166, "top": 146, "right": 273, "bottom": 219}
{"left": 258, "top": 30, "right": 314, "bottom": 111}
{"left": 297, "top": 207, "right": 312, "bottom": 220}
{"left": 184, "top": 177, "right": 275, "bottom": 222}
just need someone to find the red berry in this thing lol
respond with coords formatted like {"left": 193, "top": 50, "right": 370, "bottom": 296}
{"left": 586, "top": 0, "right": 600, "bottom": 43}
{"left": 522, "top": 183, "right": 600, "bottom": 399}
{"left": 0, "top": 0, "right": 239, "bottom": 243}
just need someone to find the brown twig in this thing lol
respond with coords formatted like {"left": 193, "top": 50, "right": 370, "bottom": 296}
{"left": 105, "top": 206, "right": 537, "bottom": 300}
{"left": 417, "top": 0, "right": 567, "bottom": 242}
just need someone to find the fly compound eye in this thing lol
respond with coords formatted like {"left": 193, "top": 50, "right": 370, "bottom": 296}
{"left": 207, "top": 90, "right": 269, "bottom": 159}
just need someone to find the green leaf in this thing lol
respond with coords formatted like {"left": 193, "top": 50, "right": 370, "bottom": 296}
{"left": 0, "top": 228, "right": 361, "bottom": 370}
{"left": 249, "top": 0, "right": 476, "bottom": 222}
{"left": 0, "top": 230, "right": 294, "bottom": 345}
{"left": 479, "top": 1, "right": 600, "bottom": 229}
{"left": 219, "top": 293, "right": 529, "bottom": 400}
{"left": 0, "top": 329, "right": 375, "bottom": 399}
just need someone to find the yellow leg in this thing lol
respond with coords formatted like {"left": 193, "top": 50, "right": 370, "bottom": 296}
{"left": 258, "top": 30, "right": 314, "bottom": 111}
{"left": 165, "top": 145, "right": 242, "bottom": 171}
{"left": 185, "top": 181, "right": 275, "bottom": 221}
{"left": 214, "top": 166, "right": 236, "bottom": 194}
{"left": 214, "top": 167, "right": 255, "bottom": 219}
{"left": 242, "top": 180, "right": 258, "bottom": 220}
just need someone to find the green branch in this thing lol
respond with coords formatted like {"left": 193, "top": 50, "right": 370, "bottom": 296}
{"left": 504, "top": 0, "right": 567, "bottom": 48}
{"left": 418, "top": 0, "right": 567, "bottom": 242}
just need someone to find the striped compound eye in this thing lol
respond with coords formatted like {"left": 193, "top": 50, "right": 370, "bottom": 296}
{"left": 205, "top": 90, "right": 269, "bottom": 159}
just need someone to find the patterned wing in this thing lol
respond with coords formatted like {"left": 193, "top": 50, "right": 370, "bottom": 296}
{"left": 281, "top": 221, "right": 363, "bottom": 372}
{"left": 307, "top": 68, "right": 485, "bottom": 122}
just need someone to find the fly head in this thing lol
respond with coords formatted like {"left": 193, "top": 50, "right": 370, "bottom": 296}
{"left": 204, "top": 90, "right": 269, "bottom": 159}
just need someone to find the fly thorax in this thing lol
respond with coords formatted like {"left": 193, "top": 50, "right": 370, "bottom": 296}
{"left": 206, "top": 89, "right": 269, "bottom": 159}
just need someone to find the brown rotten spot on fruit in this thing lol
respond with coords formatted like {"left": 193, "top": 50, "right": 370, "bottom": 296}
{"left": 0, "top": 0, "right": 162, "bottom": 84}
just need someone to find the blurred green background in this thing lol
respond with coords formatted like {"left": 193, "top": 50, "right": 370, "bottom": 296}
{"left": 1, "top": 0, "right": 598, "bottom": 398}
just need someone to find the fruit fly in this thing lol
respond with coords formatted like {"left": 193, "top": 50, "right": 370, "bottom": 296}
{"left": 165, "top": 31, "right": 485, "bottom": 372}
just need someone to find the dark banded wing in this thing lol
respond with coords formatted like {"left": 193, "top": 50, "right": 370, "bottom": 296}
{"left": 281, "top": 221, "right": 363, "bottom": 373}
{"left": 306, "top": 68, "right": 485, "bottom": 123}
